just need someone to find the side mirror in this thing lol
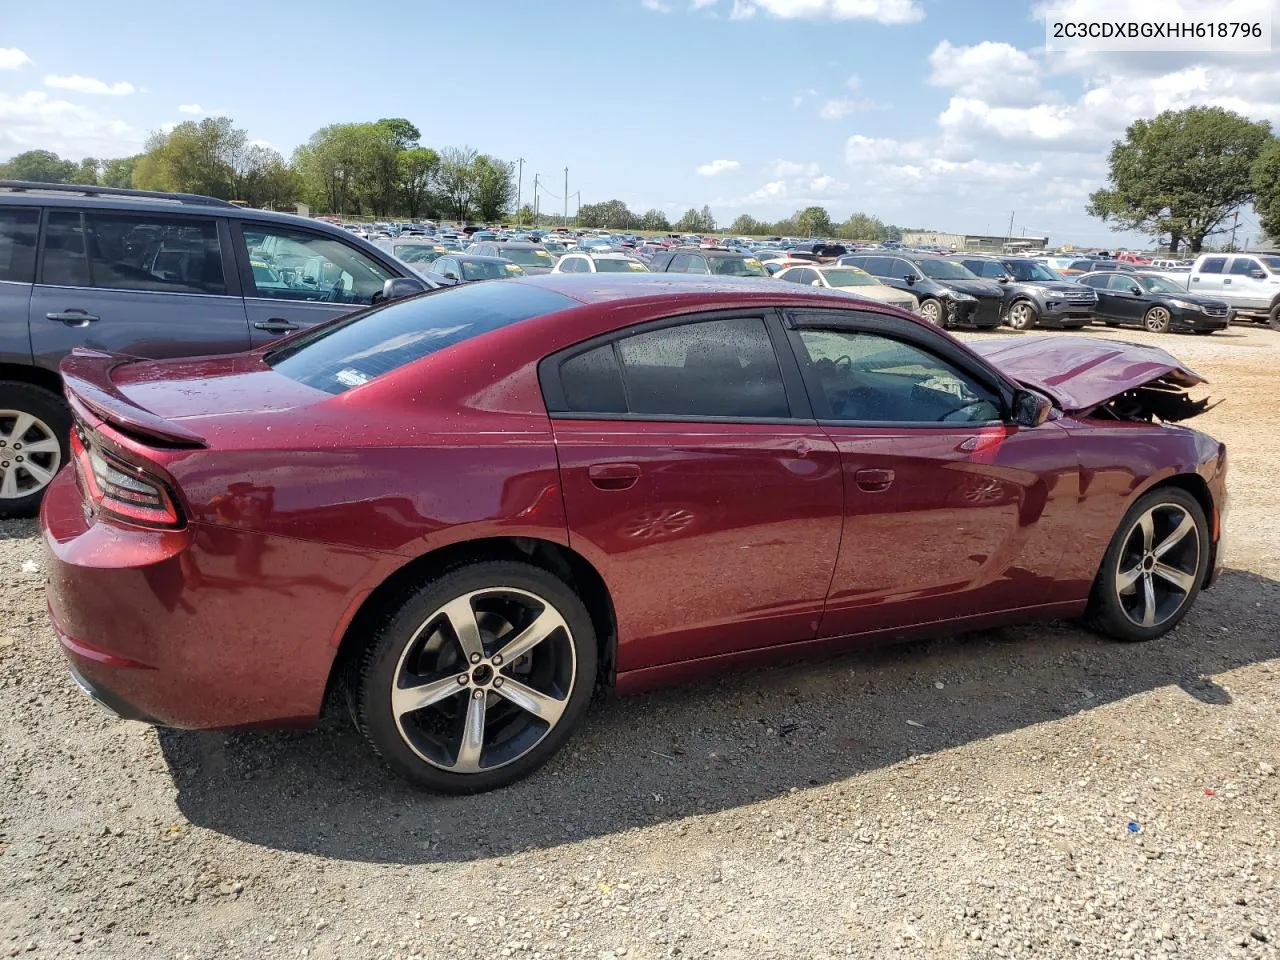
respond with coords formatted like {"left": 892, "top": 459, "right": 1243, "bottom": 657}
{"left": 1250, "top": 269, "right": 1267, "bottom": 279}
{"left": 904, "top": 274, "right": 916, "bottom": 285}
{"left": 998, "top": 276, "right": 1010, "bottom": 284}
{"left": 378, "top": 276, "right": 427, "bottom": 302}
{"left": 1013, "top": 390, "right": 1053, "bottom": 428}
{"left": 811, "top": 279, "right": 823, "bottom": 287}
{"left": 442, "top": 271, "right": 460, "bottom": 281}
{"left": 1130, "top": 285, "right": 1143, "bottom": 295}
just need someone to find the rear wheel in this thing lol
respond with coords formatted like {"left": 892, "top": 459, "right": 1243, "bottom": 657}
{"left": 918, "top": 297, "right": 944, "bottom": 327}
{"left": 1143, "top": 306, "right": 1172, "bottom": 333}
{"left": 0, "top": 382, "right": 70, "bottom": 519}
{"left": 1083, "top": 487, "right": 1208, "bottom": 643}
{"left": 352, "top": 561, "right": 597, "bottom": 793}
{"left": 1269, "top": 301, "right": 1280, "bottom": 331}
{"left": 1006, "top": 299, "right": 1038, "bottom": 330}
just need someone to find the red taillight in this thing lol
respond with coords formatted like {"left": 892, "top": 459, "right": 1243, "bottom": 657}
{"left": 70, "top": 427, "right": 183, "bottom": 529}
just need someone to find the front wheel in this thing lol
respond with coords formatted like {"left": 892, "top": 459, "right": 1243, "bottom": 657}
{"left": 352, "top": 561, "right": 597, "bottom": 793}
{"left": 1143, "top": 306, "right": 1172, "bottom": 333}
{"left": 1006, "top": 300, "right": 1038, "bottom": 330}
{"left": 0, "top": 382, "right": 71, "bottom": 519}
{"left": 1269, "top": 301, "right": 1280, "bottom": 331}
{"left": 918, "top": 297, "right": 944, "bottom": 327}
{"left": 1083, "top": 487, "right": 1209, "bottom": 643}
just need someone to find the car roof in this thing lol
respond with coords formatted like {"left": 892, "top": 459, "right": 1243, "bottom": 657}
{"left": 456, "top": 254, "right": 515, "bottom": 264}
{"left": 570, "top": 251, "right": 636, "bottom": 260}
{"left": 513, "top": 271, "right": 908, "bottom": 309}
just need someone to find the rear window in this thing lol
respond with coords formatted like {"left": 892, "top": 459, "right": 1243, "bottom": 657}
{"left": 266, "top": 282, "right": 576, "bottom": 395}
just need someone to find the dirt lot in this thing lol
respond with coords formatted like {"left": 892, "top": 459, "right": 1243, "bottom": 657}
{"left": 1, "top": 323, "right": 1277, "bottom": 960}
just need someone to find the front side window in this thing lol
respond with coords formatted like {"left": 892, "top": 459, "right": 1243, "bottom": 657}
{"left": 463, "top": 260, "right": 523, "bottom": 281}
{"left": 502, "top": 247, "right": 556, "bottom": 268}
{"left": 962, "top": 259, "right": 1007, "bottom": 279}
{"left": 0, "top": 208, "right": 39, "bottom": 284}
{"left": 917, "top": 259, "right": 979, "bottom": 281}
{"left": 795, "top": 328, "right": 1001, "bottom": 424}
{"left": 1198, "top": 257, "right": 1226, "bottom": 274}
{"left": 242, "top": 227, "right": 392, "bottom": 304}
{"left": 1107, "top": 274, "right": 1139, "bottom": 292}
{"left": 84, "top": 213, "right": 225, "bottom": 294}
{"left": 1137, "top": 275, "right": 1184, "bottom": 295}
{"left": 612, "top": 317, "right": 789, "bottom": 419}
{"left": 1228, "top": 258, "right": 1261, "bottom": 276}
{"left": 594, "top": 258, "right": 647, "bottom": 273}
{"left": 1004, "top": 260, "right": 1062, "bottom": 282}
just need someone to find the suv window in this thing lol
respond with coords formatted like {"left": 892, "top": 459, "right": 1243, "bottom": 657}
{"left": 1198, "top": 257, "right": 1226, "bottom": 274}
{"left": 859, "top": 256, "right": 890, "bottom": 276}
{"left": 962, "top": 259, "right": 1007, "bottom": 279}
{"left": 887, "top": 258, "right": 918, "bottom": 279}
{"left": 607, "top": 317, "right": 789, "bottom": 419}
{"left": 1228, "top": 257, "right": 1261, "bottom": 276}
{"left": 670, "top": 253, "right": 709, "bottom": 274}
{"left": 85, "top": 212, "right": 225, "bottom": 295}
{"left": 0, "top": 208, "right": 39, "bottom": 284}
{"left": 242, "top": 227, "right": 392, "bottom": 305}
{"left": 41, "top": 211, "right": 91, "bottom": 287}
{"left": 795, "top": 329, "right": 1001, "bottom": 424}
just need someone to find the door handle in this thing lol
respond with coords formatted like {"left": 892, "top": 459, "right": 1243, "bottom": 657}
{"left": 1222, "top": 279, "right": 1232, "bottom": 285}
{"left": 854, "top": 468, "right": 895, "bottom": 492}
{"left": 45, "top": 310, "right": 99, "bottom": 325}
{"left": 254, "top": 319, "right": 301, "bottom": 333}
{"left": 1191, "top": 277, "right": 1199, "bottom": 282}
{"left": 588, "top": 462, "right": 640, "bottom": 491}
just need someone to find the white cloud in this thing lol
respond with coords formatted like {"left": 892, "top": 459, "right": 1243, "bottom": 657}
{"left": 642, "top": 0, "right": 671, "bottom": 10}
{"left": 177, "top": 103, "right": 203, "bottom": 114}
{"left": 767, "top": 158, "right": 820, "bottom": 177}
{"left": 0, "top": 48, "right": 32, "bottom": 70}
{"left": 745, "top": 180, "right": 788, "bottom": 202}
{"left": 44, "top": 74, "right": 137, "bottom": 96}
{"left": 158, "top": 121, "right": 178, "bottom": 134}
{"left": 0, "top": 90, "right": 138, "bottom": 159}
{"left": 690, "top": 0, "right": 718, "bottom": 7}
{"left": 697, "top": 158, "right": 741, "bottom": 176}
{"left": 818, "top": 97, "right": 878, "bottom": 119}
{"left": 927, "top": 41, "right": 1043, "bottom": 105}
{"left": 726, "top": 0, "right": 923, "bottom": 23}
{"left": 790, "top": 87, "right": 818, "bottom": 108}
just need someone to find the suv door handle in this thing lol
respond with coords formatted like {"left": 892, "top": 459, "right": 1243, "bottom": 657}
{"left": 254, "top": 319, "right": 300, "bottom": 333}
{"left": 45, "top": 310, "right": 99, "bottom": 325}
{"left": 588, "top": 462, "right": 640, "bottom": 491}
{"left": 1222, "top": 279, "right": 1232, "bottom": 285}
{"left": 854, "top": 468, "right": 895, "bottom": 492}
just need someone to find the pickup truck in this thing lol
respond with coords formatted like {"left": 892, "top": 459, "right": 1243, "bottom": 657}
{"left": 1145, "top": 253, "right": 1280, "bottom": 329}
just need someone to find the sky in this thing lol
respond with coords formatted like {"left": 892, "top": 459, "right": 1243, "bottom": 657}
{"left": 1, "top": 0, "right": 1277, "bottom": 247}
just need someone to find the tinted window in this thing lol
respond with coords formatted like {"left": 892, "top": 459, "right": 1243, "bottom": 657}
{"left": 82, "top": 213, "right": 225, "bottom": 294}
{"left": 243, "top": 227, "right": 392, "bottom": 304}
{"left": 616, "top": 317, "right": 789, "bottom": 419}
{"left": 1198, "top": 257, "right": 1226, "bottom": 274}
{"left": 1228, "top": 258, "right": 1261, "bottom": 276}
{"left": 558, "top": 256, "right": 583, "bottom": 273}
{"left": 1106, "top": 274, "right": 1139, "bottom": 292}
{"left": 840, "top": 256, "right": 868, "bottom": 269}
{"left": 0, "top": 208, "right": 39, "bottom": 284}
{"left": 888, "top": 258, "right": 917, "bottom": 278}
{"left": 963, "top": 259, "right": 1007, "bottom": 279}
{"left": 594, "top": 258, "right": 647, "bottom": 273}
{"left": 1068, "top": 261, "right": 1093, "bottom": 271}
{"left": 41, "top": 211, "right": 91, "bottom": 287}
{"left": 268, "top": 282, "right": 576, "bottom": 395}
{"left": 559, "top": 344, "right": 627, "bottom": 414}
{"left": 860, "top": 256, "right": 890, "bottom": 276}
{"left": 1078, "top": 274, "right": 1108, "bottom": 289}
{"left": 795, "top": 329, "right": 1001, "bottom": 424}
{"left": 462, "top": 260, "right": 522, "bottom": 281}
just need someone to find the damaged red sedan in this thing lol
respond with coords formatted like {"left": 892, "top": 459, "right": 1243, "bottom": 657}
{"left": 42, "top": 274, "right": 1227, "bottom": 793}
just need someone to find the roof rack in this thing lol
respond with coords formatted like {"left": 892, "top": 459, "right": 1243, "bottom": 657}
{"left": 0, "top": 180, "right": 237, "bottom": 208}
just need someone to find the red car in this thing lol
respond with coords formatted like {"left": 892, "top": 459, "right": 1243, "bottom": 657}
{"left": 41, "top": 275, "right": 1227, "bottom": 793}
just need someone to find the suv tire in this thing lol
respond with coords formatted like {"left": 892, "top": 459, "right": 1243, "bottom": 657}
{"left": 1269, "top": 300, "right": 1280, "bottom": 332}
{"left": 0, "top": 382, "right": 71, "bottom": 518}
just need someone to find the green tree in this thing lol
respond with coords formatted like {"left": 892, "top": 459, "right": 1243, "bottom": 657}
{"left": 378, "top": 117, "right": 421, "bottom": 150}
{"left": 398, "top": 147, "right": 439, "bottom": 219}
{"left": 843, "top": 211, "right": 885, "bottom": 241}
{"left": 794, "top": 205, "right": 833, "bottom": 237}
{"left": 0, "top": 149, "right": 77, "bottom": 183}
{"left": 1087, "top": 106, "right": 1272, "bottom": 253}
{"left": 100, "top": 155, "right": 139, "bottom": 188}
{"left": 1253, "top": 138, "right": 1280, "bottom": 244}
{"left": 675, "top": 206, "right": 716, "bottom": 233}
{"left": 133, "top": 117, "right": 248, "bottom": 198}
{"left": 578, "top": 199, "right": 636, "bottom": 229}
{"left": 700, "top": 204, "right": 717, "bottom": 232}
{"left": 639, "top": 208, "right": 671, "bottom": 232}
{"left": 729, "top": 214, "right": 765, "bottom": 235}
{"left": 472, "top": 155, "right": 515, "bottom": 222}
{"left": 294, "top": 123, "right": 374, "bottom": 215}
{"left": 437, "top": 146, "right": 478, "bottom": 221}
{"left": 73, "top": 157, "right": 100, "bottom": 185}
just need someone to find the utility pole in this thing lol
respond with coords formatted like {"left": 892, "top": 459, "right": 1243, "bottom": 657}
{"left": 533, "top": 174, "right": 540, "bottom": 226}
{"left": 515, "top": 157, "right": 525, "bottom": 222}
{"left": 564, "top": 166, "right": 569, "bottom": 228}
{"left": 1006, "top": 210, "right": 1015, "bottom": 242}
{"left": 1229, "top": 209, "right": 1240, "bottom": 251}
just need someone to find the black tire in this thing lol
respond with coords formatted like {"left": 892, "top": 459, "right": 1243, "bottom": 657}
{"left": 1269, "top": 301, "right": 1280, "bottom": 331}
{"left": 352, "top": 560, "right": 597, "bottom": 793}
{"left": 1083, "top": 487, "right": 1209, "bottom": 643}
{"left": 0, "top": 381, "right": 71, "bottom": 519}
{"left": 1006, "top": 299, "right": 1038, "bottom": 330}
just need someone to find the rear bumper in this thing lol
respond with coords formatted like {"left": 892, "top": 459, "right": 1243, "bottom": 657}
{"left": 40, "top": 465, "right": 383, "bottom": 730}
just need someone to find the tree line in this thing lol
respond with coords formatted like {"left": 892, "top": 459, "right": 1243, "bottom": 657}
{"left": 575, "top": 198, "right": 908, "bottom": 241}
{"left": 1089, "top": 105, "right": 1280, "bottom": 252}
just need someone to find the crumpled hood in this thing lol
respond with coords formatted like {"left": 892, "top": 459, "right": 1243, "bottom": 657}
{"left": 937, "top": 277, "right": 1005, "bottom": 300}
{"left": 967, "top": 336, "right": 1205, "bottom": 413}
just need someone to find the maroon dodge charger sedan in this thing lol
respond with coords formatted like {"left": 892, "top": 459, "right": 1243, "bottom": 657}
{"left": 42, "top": 274, "right": 1227, "bottom": 792}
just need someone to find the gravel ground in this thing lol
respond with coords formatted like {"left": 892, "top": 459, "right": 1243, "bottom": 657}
{"left": 2, "top": 323, "right": 1277, "bottom": 960}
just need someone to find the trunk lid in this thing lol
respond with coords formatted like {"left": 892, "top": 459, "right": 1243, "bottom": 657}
{"left": 967, "top": 335, "right": 1208, "bottom": 415}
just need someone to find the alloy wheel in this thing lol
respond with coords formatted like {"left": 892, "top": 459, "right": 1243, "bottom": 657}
{"left": 1113, "top": 503, "right": 1201, "bottom": 629}
{"left": 919, "top": 299, "right": 942, "bottom": 325}
{"left": 0, "top": 410, "right": 62, "bottom": 501}
{"left": 1143, "top": 306, "right": 1171, "bottom": 333}
{"left": 390, "top": 587, "right": 576, "bottom": 774}
{"left": 1008, "top": 301, "right": 1037, "bottom": 330}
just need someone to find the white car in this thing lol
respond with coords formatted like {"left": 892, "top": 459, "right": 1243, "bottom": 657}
{"left": 775, "top": 264, "right": 920, "bottom": 313}
{"left": 551, "top": 252, "right": 649, "bottom": 274}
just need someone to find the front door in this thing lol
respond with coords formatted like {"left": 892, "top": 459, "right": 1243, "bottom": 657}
{"left": 544, "top": 313, "right": 844, "bottom": 672}
{"left": 1106, "top": 273, "right": 1148, "bottom": 324}
{"left": 784, "top": 314, "right": 1077, "bottom": 638}
{"left": 29, "top": 209, "right": 250, "bottom": 373}
{"left": 231, "top": 223, "right": 396, "bottom": 347}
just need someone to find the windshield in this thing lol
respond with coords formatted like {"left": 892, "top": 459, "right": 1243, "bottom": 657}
{"left": 500, "top": 247, "right": 556, "bottom": 267}
{"left": 918, "top": 259, "right": 979, "bottom": 280}
{"left": 821, "top": 268, "right": 878, "bottom": 287}
{"left": 710, "top": 256, "right": 767, "bottom": 277}
{"left": 1258, "top": 256, "right": 1280, "bottom": 272}
{"left": 1006, "top": 260, "right": 1063, "bottom": 282}
{"left": 1137, "top": 275, "right": 1185, "bottom": 294}
{"left": 462, "top": 260, "right": 524, "bottom": 281}
{"left": 595, "top": 258, "right": 648, "bottom": 272}
{"left": 267, "top": 283, "right": 576, "bottom": 395}
{"left": 393, "top": 245, "right": 443, "bottom": 264}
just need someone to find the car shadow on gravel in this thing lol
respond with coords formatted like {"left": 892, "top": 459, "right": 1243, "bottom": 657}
{"left": 159, "top": 567, "right": 1280, "bottom": 866}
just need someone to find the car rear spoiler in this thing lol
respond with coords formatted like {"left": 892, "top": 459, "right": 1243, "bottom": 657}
{"left": 60, "top": 349, "right": 207, "bottom": 448}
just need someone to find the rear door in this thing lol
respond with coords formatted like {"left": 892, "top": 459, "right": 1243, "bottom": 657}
{"left": 1190, "top": 256, "right": 1227, "bottom": 297}
{"left": 232, "top": 222, "right": 396, "bottom": 347}
{"left": 783, "top": 310, "right": 1077, "bottom": 636}
{"left": 1078, "top": 274, "right": 1118, "bottom": 319}
{"left": 0, "top": 207, "right": 39, "bottom": 366}
{"left": 29, "top": 208, "right": 250, "bottom": 372}
{"left": 542, "top": 312, "right": 844, "bottom": 672}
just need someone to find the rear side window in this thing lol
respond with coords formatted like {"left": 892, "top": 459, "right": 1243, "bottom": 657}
{"left": 0, "top": 208, "right": 39, "bottom": 283}
{"left": 1198, "top": 257, "right": 1226, "bottom": 274}
{"left": 268, "top": 282, "right": 576, "bottom": 395}
{"left": 560, "top": 344, "right": 627, "bottom": 414}
{"left": 41, "top": 211, "right": 91, "bottom": 286}
{"left": 85, "top": 213, "right": 225, "bottom": 294}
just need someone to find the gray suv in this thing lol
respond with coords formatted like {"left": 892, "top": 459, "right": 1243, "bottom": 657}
{"left": 955, "top": 255, "right": 1097, "bottom": 330}
{"left": 0, "top": 181, "right": 443, "bottom": 516}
